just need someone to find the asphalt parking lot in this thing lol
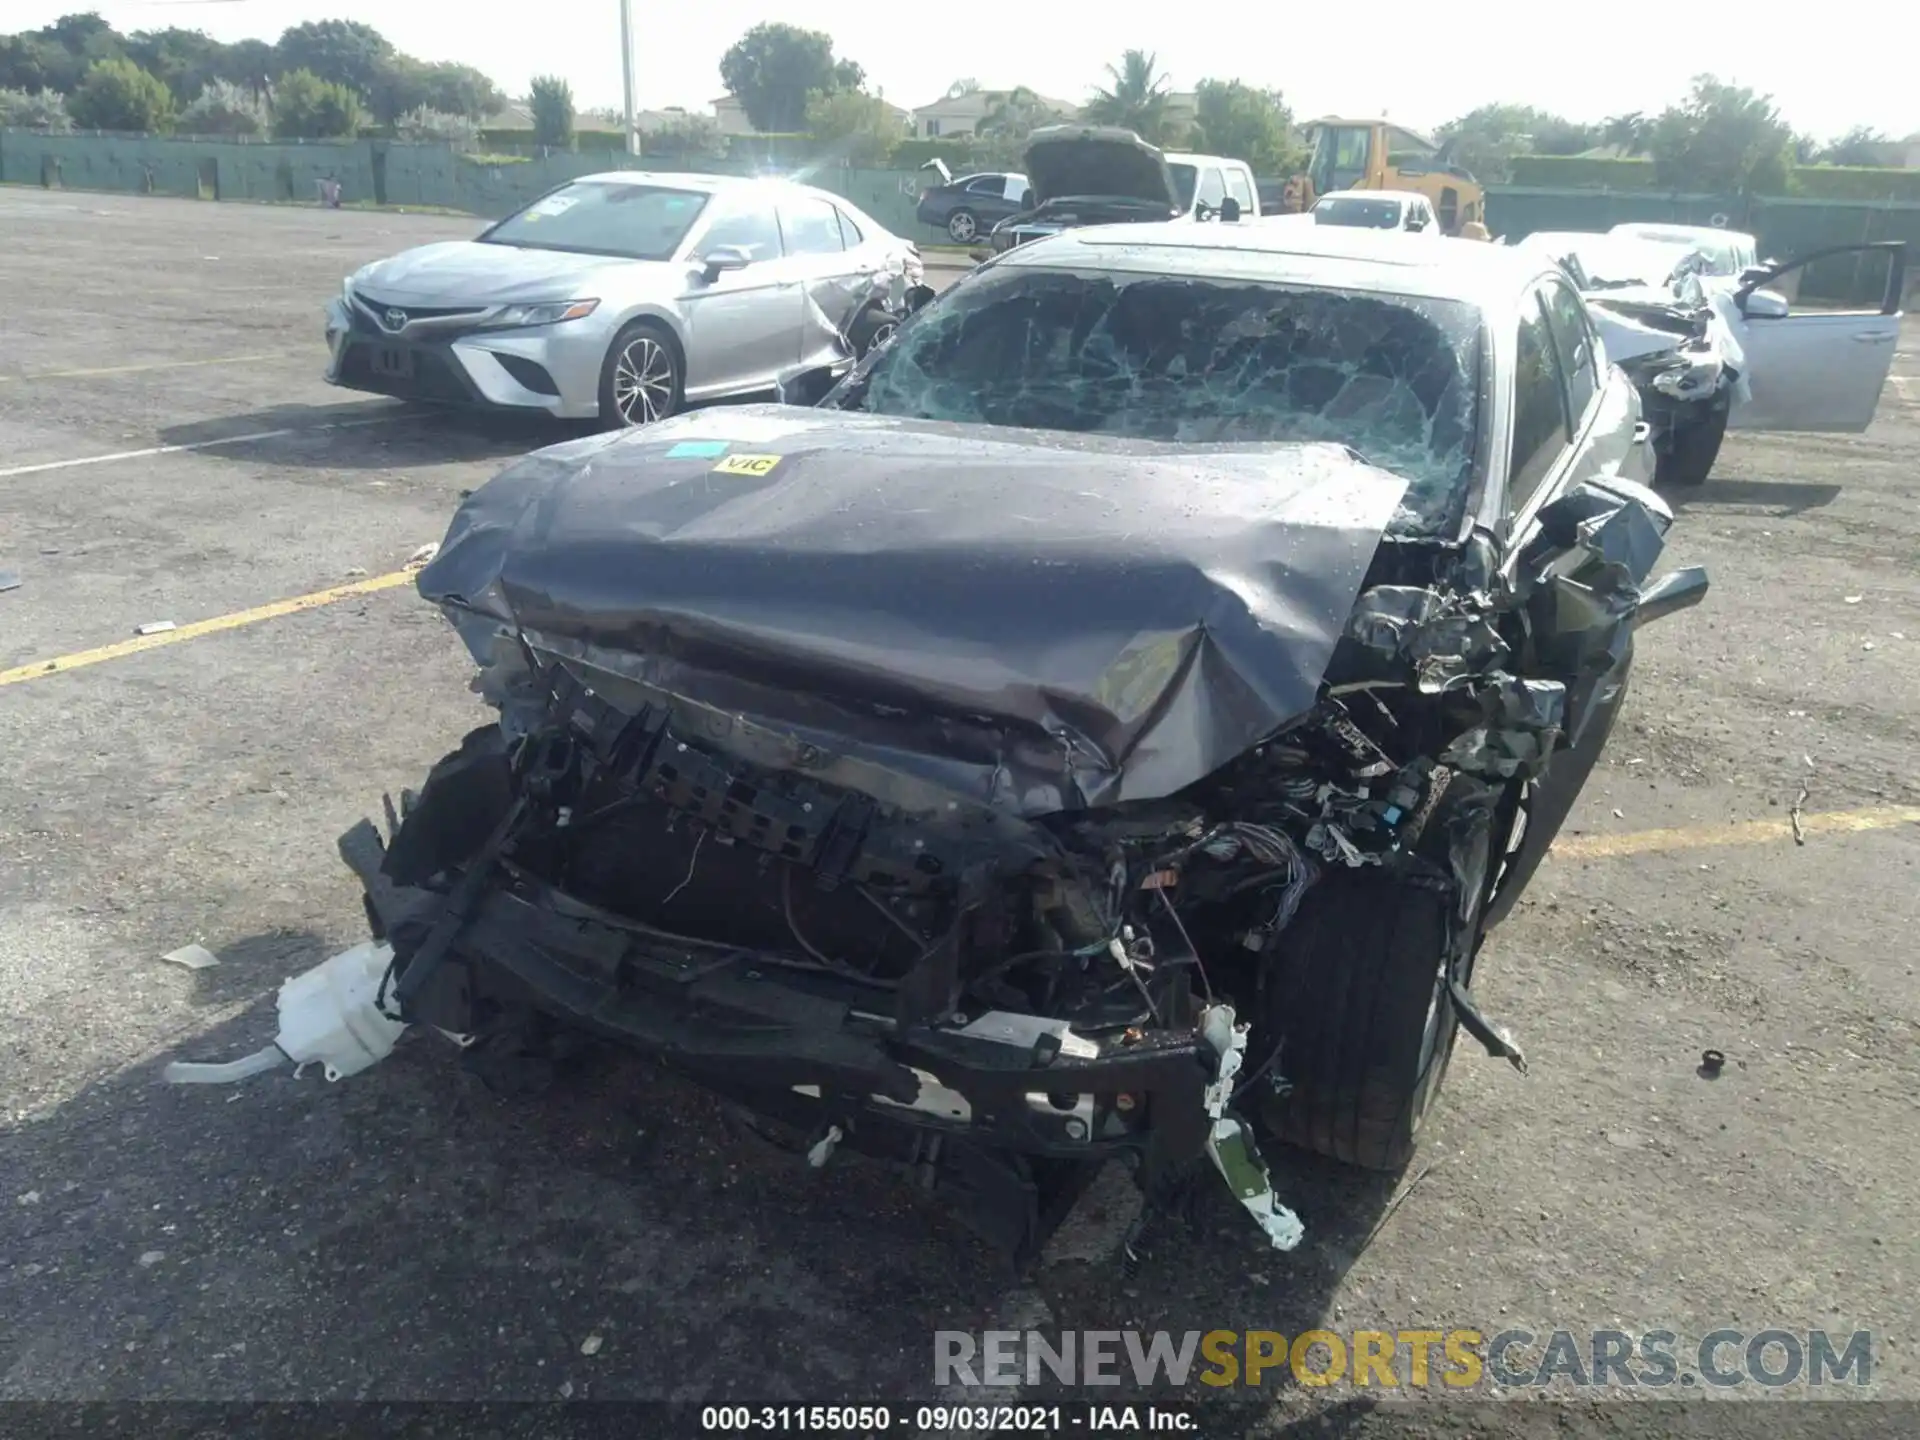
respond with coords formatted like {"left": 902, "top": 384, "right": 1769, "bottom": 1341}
{"left": 2, "top": 188, "right": 1917, "bottom": 1428}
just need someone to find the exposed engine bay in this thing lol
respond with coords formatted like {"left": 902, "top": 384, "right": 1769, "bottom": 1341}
{"left": 307, "top": 407, "right": 1703, "bottom": 1265}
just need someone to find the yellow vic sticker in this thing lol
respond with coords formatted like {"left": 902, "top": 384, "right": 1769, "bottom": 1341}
{"left": 711, "top": 453, "right": 781, "bottom": 477}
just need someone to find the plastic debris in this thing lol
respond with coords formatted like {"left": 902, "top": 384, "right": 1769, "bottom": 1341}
{"left": 1843, "top": 595, "right": 1863, "bottom": 604}
{"left": 0, "top": 570, "right": 21, "bottom": 594}
{"left": 1199, "top": 1004, "right": 1304, "bottom": 1252}
{"left": 407, "top": 543, "right": 440, "bottom": 567}
{"left": 163, "top": 940, "right": 407, "bottom": 1086}
{"left": 580, "top": 1334, "right": 604, "bottom": 1357}
{"left": 161, "top": 943, "right": 219, "bottom": 971}
{"left": 138, "top": 1251, "right": 165, "bottom": 1267}
{"left": 135, "top": 621, "right": 177, "bottom": 636}
{"left": 17, "top": 1190, "right": 40, "bottom": 1206}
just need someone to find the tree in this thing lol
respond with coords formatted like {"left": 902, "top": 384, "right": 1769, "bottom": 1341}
{"left": 1601, "top": 111, "right": 1652, "bottom": 156}
{"left": 529, "top": 74, "right": 573, "bottom": 149}
{"left": 396, "top": 105, "right": 478, "bottom": 144}
{"left": 123, "top": 27, "right": 227, "bottom": 102}
{"left": 645, "top": 110, "right": 723, "bottom": 160}
{"left": 68, "top": 57, "right": 174, "bottom": 133}
{"left": 805, "top": 88, "right": 902, "bottom": 166}
{"left": 719, "top": 23, "right": 859, "bottom": 133}
{"left": 271, "top": 67, "right": 364, "bottom": 140}
{"left": 1191, "top": 79, "right": 1301, "bottom": 174}
{"left": 1647, "top": 75, "right": 1794, "bottom": 194}
{"left": 218, "top": 39, "right": 275, "bottom": 104}
{"left": 180, "top": 79, "right": 268, "bottom": 136}
{"left": 1083, "top": 50, "right": 1174, "bottom": 144}
{"left": 1438, "top": 104, "right": 1597, "bottom": 182}
{"left": 1818, "top": 125, "right": 1892, "bottom": 167}
{"left": 416, "top": 61, "right": 503, "bottom": 120}
{"left": 273, "top": 20, "right": 391, "bottom": 97}
{"left": 972, "top": 86, "right": 1066, "bottom": 167}
{"left": 0, "top": 85, "right": 72, "bottom": 132}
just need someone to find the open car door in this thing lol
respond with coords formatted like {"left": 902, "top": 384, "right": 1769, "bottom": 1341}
{"left": 1728, "top": 242, "right": 1905, "bottom": 432}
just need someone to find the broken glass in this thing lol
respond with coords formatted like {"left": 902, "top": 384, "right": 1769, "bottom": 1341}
{"left": 830, "top": 266, "right": 1483, "bottom": 535}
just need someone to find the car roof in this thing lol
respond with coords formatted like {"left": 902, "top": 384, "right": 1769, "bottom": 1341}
{"left": 997, "top": 220, "right": 1558, "bottom": 308}
{"left": 570, "top": 171, "right": 835, "bottom": 200}
{"left": 1164, "top": 152, "right": 1248, "bottom": 169}
{"left": 1318, "top": 190, "right": 1427, "bottom": 206}
{"left": 1610, "top": 221, "right": 1756, "bottom": 245}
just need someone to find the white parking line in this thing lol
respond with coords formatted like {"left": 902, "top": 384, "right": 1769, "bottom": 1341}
{"left": 0, "top": 415, "right": 396, "bottom": 479}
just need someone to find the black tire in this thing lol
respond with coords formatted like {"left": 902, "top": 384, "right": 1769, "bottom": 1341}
{"left": 1654, "top": 394, "right": 1729, "bottom": 488}
{"left": 1257, "top": 787, "right": 1496, "bottom": 1172}
{"left": 946, "top": 209, "right": 979, "bottom": 243}
{"left": 597, "top": 320, "right": 683, "bottom": 429}
{"left": 847, "top": 304, "right": 898, "bottom": 359}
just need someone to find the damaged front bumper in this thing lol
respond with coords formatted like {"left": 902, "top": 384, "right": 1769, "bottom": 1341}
{"left": 335, "top": 803, "right": 1289, "bottom": 1261}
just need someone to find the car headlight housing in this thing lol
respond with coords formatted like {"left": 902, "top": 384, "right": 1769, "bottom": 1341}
{"left": 483, "top": 299, "right": 601, "bottom": 329}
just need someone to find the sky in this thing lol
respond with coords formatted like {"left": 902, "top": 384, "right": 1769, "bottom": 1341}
{"left": 17, "top": 0, "right": 1920, "bottom": 142}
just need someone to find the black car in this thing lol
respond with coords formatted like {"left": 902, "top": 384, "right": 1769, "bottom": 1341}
{"left": 913, "top": 169, "right": 1031, "bottom": 244}
{"left": 336, "top": 221, "right": 1706, "bottom": 1266}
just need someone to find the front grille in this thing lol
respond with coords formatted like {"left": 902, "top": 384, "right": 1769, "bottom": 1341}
{"left": 349, "top": 292, "right": 489, "bottom": 337}
{"left": 337, "top": 340, "right": 475, "bottom": 405}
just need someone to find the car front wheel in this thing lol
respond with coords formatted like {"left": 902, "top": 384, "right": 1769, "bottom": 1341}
{"left": 1655, "top": 392, "right": 1730, "bottom": 488}
{"left": 598, "top": 321, "right": 683, "bottom": 429}
{"left": 1256, "top": 779, "right": 1497, "bottom": 1173}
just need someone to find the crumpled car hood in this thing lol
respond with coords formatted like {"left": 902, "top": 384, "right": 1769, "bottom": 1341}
{"left": 351, "top": 241, "right": 649, "bottom": 305}
{"left": 417, "top": 406, "right": 1410, "bottom": 815}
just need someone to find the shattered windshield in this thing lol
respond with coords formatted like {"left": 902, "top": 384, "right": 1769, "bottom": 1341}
{"left": 828, "top": 263, "right": 1483, "bottom": 534}
{"left": 479, "top": 182, "right": 710, "bottom": 261}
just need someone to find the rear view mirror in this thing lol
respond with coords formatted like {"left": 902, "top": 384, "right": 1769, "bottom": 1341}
{"left": 1019, "top": 188, "right": 1034, "bottom": 208}
{"left": 1220, "top": 197, "right": 1242, "bottom": 223}
{"left": 1742, "top": 287, "right": 1789, "bottom": 318}
{"left": 701, "top": 245, "right": 751, "bottom": 279}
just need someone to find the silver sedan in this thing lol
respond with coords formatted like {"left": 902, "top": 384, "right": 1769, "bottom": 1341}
{"left": 324, "top": 172, "right": 927, "bottom": 426}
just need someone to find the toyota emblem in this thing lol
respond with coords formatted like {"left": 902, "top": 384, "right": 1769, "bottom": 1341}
{"left": 382, "top": 307, "right": 408, "bottom": 331}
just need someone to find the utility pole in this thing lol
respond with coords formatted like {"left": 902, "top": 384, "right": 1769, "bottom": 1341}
{"left": 619, "top": 0, "right": 639, "bottom": 155}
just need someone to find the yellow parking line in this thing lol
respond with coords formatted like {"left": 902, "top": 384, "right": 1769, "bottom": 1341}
{"left": 0, "top": 569, "right": 415, "bottom": 688}
{"left": 1553, "top": 805, "right": 1920, "bottom": 859}
{"left": 0, "top": 353, "right": 295, "bottom": 383}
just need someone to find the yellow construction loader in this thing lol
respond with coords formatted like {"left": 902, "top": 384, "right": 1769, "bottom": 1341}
{"left": 1277, "top": 118, "right": 1490, "bottom": 238}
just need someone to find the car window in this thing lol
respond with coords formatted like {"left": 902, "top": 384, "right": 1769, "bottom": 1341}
{"left": 835, "top": 207, "right": 865, "bottom": 248}
{"left": 1540, "top": 281, "right": 1598, "bottom": 423}
{"left": 966, "top": 176, "right": 1006, "bottom": 195}
{"left": 480, "top": 182, "right": 711, "bottom": 261}
{"left": 1224, "top": 167, "right": 1256, "bottom": 214}
{"left": 1196, "top": 167, "right": 1229, "bottom": 212}
{"left": 1313, "top": 195, "right": 1404, "bottom": 229}
{"left": 1509, "top": 294, "right": 1571, "bottom": 510}
{"left": 829, "top": 264, "right": 1484, "bottom": 536}
{"left": 782, "top": 196, "right": 846, "bottom": 257}
{"left": 1168, "top": 163, "right": 1198, "bottom": 209}
{"left": 696, "top": 200, "right": 783, "bottom": 262}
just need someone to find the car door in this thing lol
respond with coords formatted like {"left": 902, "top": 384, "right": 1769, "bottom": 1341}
{"left": 780, "top": 192, "right": 866, "bottom": 370}
{"left": 1223, "top": 166, "right": 1257, "bottom": 222}
{"left": 678, "top": 195, "right": 802, "bottom": 398}
{"left": 1726, "top": 242, "right": 1905, "bottom": 432}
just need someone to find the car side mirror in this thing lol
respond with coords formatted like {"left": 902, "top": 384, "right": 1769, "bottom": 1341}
{"left": 701, "top": 245, "right": 751, "bottom": 279}
{"left": 1406, "top": 216, "right": 1427, "bottom": 231}
{"left": 1634, "top": 566, "right": 1710, "bottom": 628}
{"left": 1741, "top": 286, "right": 1789, "bottom": 318}
{"left": 1019, "top": 189, "right": 1034, "bottom": 208}
{"left": 1220, "top": 197, "right": 1242, "bottom": 223}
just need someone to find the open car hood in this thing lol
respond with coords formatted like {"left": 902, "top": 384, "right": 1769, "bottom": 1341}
{"left": 416, "top": 406, "right": 1409, "bottom": 816}
{"left": 1022, "top": 124, "right": 1181, "bottom": 211}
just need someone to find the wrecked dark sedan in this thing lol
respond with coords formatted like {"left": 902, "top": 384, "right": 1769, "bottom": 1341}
{"left": 312, "top": 221, "right": 1706, "bottom": 1265}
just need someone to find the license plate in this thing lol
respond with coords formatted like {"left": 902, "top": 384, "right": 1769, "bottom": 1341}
{"left": 372, "top": 344, "right": 413, "bottom": 379}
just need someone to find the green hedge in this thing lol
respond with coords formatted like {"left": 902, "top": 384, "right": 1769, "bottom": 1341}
{"left": 1786, "top": 165, "right": 1920, "bottom": 202}
{"left": 1509, "top": 155, "right": 1659, "bottom": 190}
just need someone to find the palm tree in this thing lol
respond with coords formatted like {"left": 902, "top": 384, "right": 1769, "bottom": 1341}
{"left": 1601, "top": 111, "right": 1651, "bottom": 157}
{"left": 1083, "top": 50, "right": 1173, "bottom": 144}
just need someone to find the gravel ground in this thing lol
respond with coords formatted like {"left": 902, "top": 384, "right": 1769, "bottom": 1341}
{"left": 1, "top": 189, "right": 1916, "bottom": 1434}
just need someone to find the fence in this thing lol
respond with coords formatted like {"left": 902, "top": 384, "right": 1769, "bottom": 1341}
{"left": 8, "top": 130, "right": 1920, "bottom": 270}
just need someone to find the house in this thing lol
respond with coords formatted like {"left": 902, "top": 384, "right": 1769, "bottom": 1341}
{"left": 909, "top": 87, "right": 1082, "bottom": 139}
{"left": 710, "top": 94, "right": 757, "bottom": 136}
